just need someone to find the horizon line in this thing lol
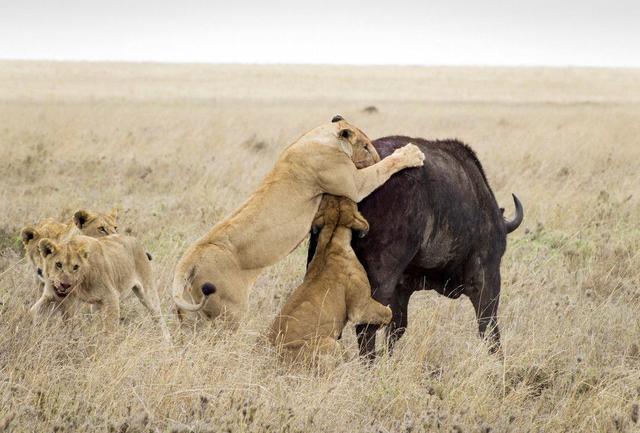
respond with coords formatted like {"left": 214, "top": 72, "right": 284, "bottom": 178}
{"left": 2, "top": 57, "right": 639, "bottom": 71}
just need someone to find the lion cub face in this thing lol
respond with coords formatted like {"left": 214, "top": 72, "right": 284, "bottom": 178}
{"left": 21, "top": 210, "right": 117, "bottom": 284}
{"left": 74, "top": 209, "right": 118, "bottom": 237}
{"left": 38, "top": 238, "right": 90, "bottom": 298}
{"left": 332, "top": 117, "right": 380, "bottom": 169}
{"left": 21, "top": 219, "right": 70, "bottom": 283}
{"left": 313, "top": 195, "right": 369, "bottom": 236}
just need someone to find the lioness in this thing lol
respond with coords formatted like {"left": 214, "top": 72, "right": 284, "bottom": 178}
{"left": 31, "top": 234, "right": 170, "bottom": 341}
{"left": 21, "top": 209, "right": 119, "bottom": 290}
{"left": 269, "top": 195, "right": 392, "bottom": 364}
{"left": 172, "top": 116, "right": 424, "bottom": 323}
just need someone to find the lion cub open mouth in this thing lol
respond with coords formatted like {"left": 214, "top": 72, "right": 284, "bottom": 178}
{"left": 53, "top": 283, "right": 72, "bottom": 298}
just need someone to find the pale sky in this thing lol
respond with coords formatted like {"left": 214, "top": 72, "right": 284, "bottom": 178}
{"left": 1, "top": 0, "right": 639, "bottom": 67}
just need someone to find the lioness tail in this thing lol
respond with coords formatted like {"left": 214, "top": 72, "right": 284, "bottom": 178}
{"left": 171, "top": 270, "right": 217, "bottom": 312}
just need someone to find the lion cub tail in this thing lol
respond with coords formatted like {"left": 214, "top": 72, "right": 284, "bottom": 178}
{"left": 171, "top": 270, "right": 217, "bottom": 312}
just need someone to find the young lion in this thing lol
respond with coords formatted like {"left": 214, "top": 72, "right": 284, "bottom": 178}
{"left": 171, "top": 116, "right": 424, "bottom": 323}
{"left": 269, "top": 195, "right": 392, "bottom": 364}
{"left": 21, "top": 209, "right": 119, "bottom": 291}
{"left": 31, "top": 234, "right": 170, "bottom": 341}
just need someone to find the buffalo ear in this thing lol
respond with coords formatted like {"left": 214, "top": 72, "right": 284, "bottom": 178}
{"left": 73, "top": 210, "right": 93, "bottom": 229}
{"left": 21, "top": 227, "right": 38, "bottom": 245}
{"left": 38, "top": 238, "right": 59, "bottom": 258}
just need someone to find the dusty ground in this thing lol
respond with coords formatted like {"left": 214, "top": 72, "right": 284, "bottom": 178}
{"left": 0, "top": 61, "right": 639, "bottom": 432}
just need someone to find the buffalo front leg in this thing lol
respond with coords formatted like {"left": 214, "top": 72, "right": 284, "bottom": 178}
{"left": 355, "top": 323, "right": 379, "bottom": 363}
{"left": 465, "top": 258, "right": 502, "bottom": 353}
{"left": 354, "top": 271, "right": 404, "bottom": 361}
{"left": 385, "top": 284, "right": 412, "bottom": 354}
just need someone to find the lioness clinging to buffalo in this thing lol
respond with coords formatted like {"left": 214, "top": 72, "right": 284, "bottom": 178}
{"left": 308, "top": 136, "right": 524, "bottom": 359}
{"left": 269, "top": 195, "right": 392, "bottom": 365}
{"left": 172, "top": 117, "right": 425, "bottom": 323}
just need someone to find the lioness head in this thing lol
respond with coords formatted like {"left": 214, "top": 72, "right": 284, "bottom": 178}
{"left": 74, "top": 209, "right": 118, "bottom": 237}
{"left": 38, "top": 237, "right": 90, "bottom": 298}
{"left": 21, "top": 219, "right": 69, "bottom": 282}
{"left": 312, "top": 195, "right": 369, "bottom": 237}
{"left": 331, "top": 115, "right": 380, "bottom": 168}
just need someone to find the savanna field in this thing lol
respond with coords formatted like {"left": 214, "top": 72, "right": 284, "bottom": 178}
{"left": 0, "top": 62, "right": 639, "bottom": 432}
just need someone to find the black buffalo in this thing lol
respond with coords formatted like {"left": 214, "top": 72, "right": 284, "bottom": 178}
{"left": 307, "top": 136, "right": 523, "bottom": 360}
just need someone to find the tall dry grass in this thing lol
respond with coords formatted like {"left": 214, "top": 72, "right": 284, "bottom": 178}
{"left": 0, "top": 61, "right": 639, "bottom": 432}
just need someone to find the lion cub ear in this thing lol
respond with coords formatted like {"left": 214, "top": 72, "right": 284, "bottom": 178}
{"left": 70, "top": 238, "right": 91, "bottom": 259}
{"left": 21, "top": 227, "right": 38, "bottom": 245}
{"left": 344, "top": 201, "right": 369, "bottom": 238}
{"left": 38, "top": 238, "right": 59, "bottom": 258}
{"left": 78, "top": 246, "right": 90, "bottom": 260}
{"left": 109, "top": 208, "right": 118, "bottom": 220}
{"left": 312, "top": 195, "right": 333, "bottom": 233}
{"left": 73, "top": 210, "right": 94, "bottom": 229}
{"left": 311, "top": 208, "right": 325, "bottom": 234}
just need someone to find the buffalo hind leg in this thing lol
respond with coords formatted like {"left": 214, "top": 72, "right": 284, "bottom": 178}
{"left": 465, "top": 256, "right": 502, "bottom": 353}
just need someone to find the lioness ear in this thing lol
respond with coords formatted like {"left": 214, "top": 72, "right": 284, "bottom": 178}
{"left": 73, "top": 210, "right": 93, "bottom": 229}
{"left": 38, "top": 238, "right": 59, "bottom": 258}
{"left": 21, "top": 227, "right": 38, "bottom": 245}
{"left": 336, "top": 129, "right": 354, "bottom": 157}
{"left": 338, "top": 128, "right": 353, "bottom": 141}
{"left": 109, "top": 208, "right": 118, "bottom": 220}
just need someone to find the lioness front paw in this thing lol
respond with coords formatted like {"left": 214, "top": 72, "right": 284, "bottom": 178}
{"left": 393, "top": 143, "right": 425, "bottom": 168}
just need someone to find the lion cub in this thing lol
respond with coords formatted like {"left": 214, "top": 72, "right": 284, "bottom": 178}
{"left": 31, "top": 234, "right": 170, "bottom": 341}
{"left": 269, "top": 195, "right": 392, "bottom": 364}
{"left": 21, "top": 209, "right": 119, "bottom": 290}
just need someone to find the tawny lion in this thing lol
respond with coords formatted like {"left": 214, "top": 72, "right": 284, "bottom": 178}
{"left": 32, "top": 234, "right": 170, "bottom": 341}
{"left": 268, "top": 195, "right": 392, "bottom": 364}
{"left": 172, "top": 116, "right": 424, "bottom": 323}
{"left": 21, "top": 209, "right": 119, "bottom": 291}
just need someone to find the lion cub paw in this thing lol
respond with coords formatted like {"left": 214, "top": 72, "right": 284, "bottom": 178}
{"left": 383, "top": 305, "right": 393, "bottom": 325}
{"left": 394, "top": 143, "right": 425, "bottom": 168}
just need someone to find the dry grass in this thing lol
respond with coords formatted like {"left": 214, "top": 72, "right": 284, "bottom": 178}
{"left": 0, "top": 61, "right": 639, "bottom": 432}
